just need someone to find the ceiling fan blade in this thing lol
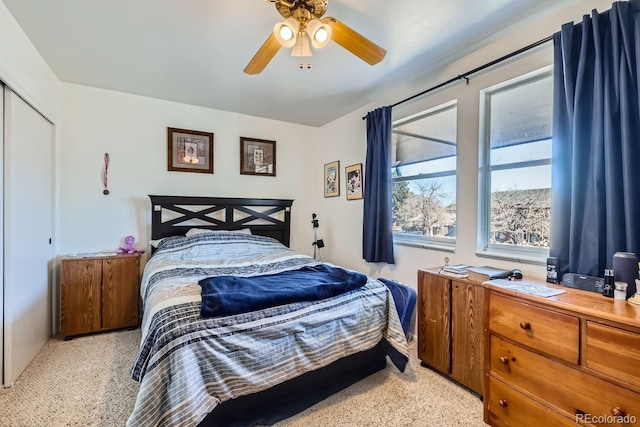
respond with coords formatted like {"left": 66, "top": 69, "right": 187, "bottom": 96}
{"left": 244, "top": 33, "right": 282, "bottom": 75}
{"left": 323, "top": 17, "right": 386, "bottom": 65}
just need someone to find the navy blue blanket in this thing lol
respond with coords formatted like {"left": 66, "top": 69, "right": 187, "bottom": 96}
{"left": 200, "top": 264, "right": 367, "bottom": 317}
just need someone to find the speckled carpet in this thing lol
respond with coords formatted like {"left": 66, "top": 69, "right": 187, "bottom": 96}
{"left": 0, "top": 330, "right": 486, "bottom": 426}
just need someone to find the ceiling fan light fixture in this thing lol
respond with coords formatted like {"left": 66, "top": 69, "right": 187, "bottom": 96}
{"left": 306, "top": 18, "right": 332, "bottom": 48}
{"left": 244, "top": 0, "right": 386, "bottom": 74}
{"left": 274, "top": 17, "right": 299, "bottom": 47}
{"left": 291, "top": 33, "right": 312, "bottom": 57}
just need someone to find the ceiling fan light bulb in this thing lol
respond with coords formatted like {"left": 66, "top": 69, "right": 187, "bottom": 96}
{"left": 273, "top": 17, "right": 299, "bottom": 47}
{"left": 315, "top": 28, "right": 328, "bottom": 43}
{"left": 306, "top": 19, "right": 332, "bottom": 48}
{"left": 279, "top": 26, "right": 294, "bottom": 41}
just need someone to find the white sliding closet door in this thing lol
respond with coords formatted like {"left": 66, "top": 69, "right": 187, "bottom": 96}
{"left": 0, "top": 83, "right": 3, "bottom": 387}
{"left": 2, "top": 87, "right": 54, "bottom": 387}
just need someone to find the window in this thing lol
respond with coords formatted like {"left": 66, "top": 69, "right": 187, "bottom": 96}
{"left": 479, "top": 69, "right": 553, "bottom": 257}
{"left": 392, "top": 101, "right": 457, "bottom": 247}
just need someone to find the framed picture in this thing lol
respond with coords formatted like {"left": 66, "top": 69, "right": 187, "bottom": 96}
{"left": 345, "top": 163, "right": 363, "bottom": 200}
{"left": 240, "top": 137, "right": 276, "bottom": 176}
{"left": 324, "top": 161, "right": 340, "bottom": 198}
{"left": 167, "top": 127, "right": 214, "bottom": 173}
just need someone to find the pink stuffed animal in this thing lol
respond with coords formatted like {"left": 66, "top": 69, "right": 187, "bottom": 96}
{"left": 116, "top": 235, "right": 145, "bottom": 254}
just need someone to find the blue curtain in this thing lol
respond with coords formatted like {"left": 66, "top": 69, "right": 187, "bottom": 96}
{"left": 363, "top": 106, "right": 395, "bottom": 264}
{"left": 551, "top": 0, "right": 640, "bottom": 276}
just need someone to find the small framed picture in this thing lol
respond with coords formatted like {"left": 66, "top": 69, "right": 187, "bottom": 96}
{"left": 240, "top": 137, "right": 276, "bottom": 176}
{"left": 345, "top": 163, "right": 363, "bottom": 200}
{"left": 324, "top": 161, "right": 340, "bottom": 198}
{"left": 167, "top": 127, "right": 214, "bottom": 173}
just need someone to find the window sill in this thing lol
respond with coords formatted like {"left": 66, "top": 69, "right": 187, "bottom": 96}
{"left": 395, "top": 239, "right": 456, "bottom": 253}
{"left": 475, "top": 249, "right": 546, "bottom": 266}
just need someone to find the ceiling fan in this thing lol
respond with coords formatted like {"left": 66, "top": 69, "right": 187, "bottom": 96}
{"left": 244, "top": 0, "right": 387, "bottom": 74}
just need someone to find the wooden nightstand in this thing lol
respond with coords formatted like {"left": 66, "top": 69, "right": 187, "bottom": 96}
{"left": 60, "top": 253, "right": 140, "bottom": 339}
{"left": 417, "top": 268, "right": 485, "bottom": 396}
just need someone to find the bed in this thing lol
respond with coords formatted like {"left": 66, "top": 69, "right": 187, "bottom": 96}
{"left": 127, "top": 196, "right": 409, "bottom": 427}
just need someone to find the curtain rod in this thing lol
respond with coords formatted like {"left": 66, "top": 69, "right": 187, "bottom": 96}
{"left": 362, "top": 35, "right": 553, "bottom": 120}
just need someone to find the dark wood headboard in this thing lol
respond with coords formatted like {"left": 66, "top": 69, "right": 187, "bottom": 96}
{"left": 149, "top": 195, "right": 294, "bottom": 247}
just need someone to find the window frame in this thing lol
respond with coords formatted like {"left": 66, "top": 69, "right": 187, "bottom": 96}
{"left": 391, "top": 99, "right": 458, "bottom": 251}
{"left": 477, "top": 66, "right": 553, "bottom": 261}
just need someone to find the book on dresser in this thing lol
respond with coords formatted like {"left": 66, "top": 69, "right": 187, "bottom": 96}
{"left": 442, "top": 264, "right": 472, "bottom": 274}
{"left": 439, "top": 270, "right": 469, "bottom": 279}
{"left": 438, "top": 264, "right": 471, "bottom": 278}
{"left": 466, "top": 266, "right": 511, "bottom": 283}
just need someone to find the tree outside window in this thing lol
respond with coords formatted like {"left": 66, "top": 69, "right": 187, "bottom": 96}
{"left": 391, "top": 102, "right": 457, "bottom": 246}
{"left": 480, "top": 69, "right": 553, "bottom": 255}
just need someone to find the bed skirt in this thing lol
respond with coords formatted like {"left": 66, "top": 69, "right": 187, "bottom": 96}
{"left": 199, "top": 340, "right": 389, "bottom": 426}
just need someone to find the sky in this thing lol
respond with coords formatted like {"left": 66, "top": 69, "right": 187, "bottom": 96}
{"left": 395, "top": 139, "right": 551, "bottom": 206}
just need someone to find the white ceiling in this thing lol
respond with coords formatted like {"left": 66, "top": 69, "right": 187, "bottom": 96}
{"left": 2, "top": 0, "right": 578, "bottom": 126}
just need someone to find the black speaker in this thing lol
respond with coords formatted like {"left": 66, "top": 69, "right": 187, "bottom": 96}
{"left": 562, "top": 273, "right": 603, "bottom": 293}
{"left": 613, "top": 252, "right": 638, "bottom": 299}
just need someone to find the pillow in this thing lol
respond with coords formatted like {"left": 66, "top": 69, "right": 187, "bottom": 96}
{"left": 149, "top": 235, "right": 183, "bottom": 249}
{"left": 185, "top": 228, "right": 253, "bottom": 237}
{"left": 149, "top": 238, "right": 167, "bottom": 248}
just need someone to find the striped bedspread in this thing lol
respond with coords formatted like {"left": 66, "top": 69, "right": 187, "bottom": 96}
{"left": 127, "top": 232, "right": 409, "bottom": 427}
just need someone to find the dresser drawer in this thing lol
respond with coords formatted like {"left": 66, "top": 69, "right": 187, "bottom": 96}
{"left": 490, "top": 335, "right": 640, "bottom": 425}
{"left": 488, "top": 376, "right": 578, "bottom": 427}
{"left": 489, "top": 293, "right": 579, "bottom": 364}
{"left": 585, "top": 322, "right": 640, "bottom": 388}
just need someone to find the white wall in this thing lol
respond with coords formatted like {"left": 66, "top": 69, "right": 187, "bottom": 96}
{"left": 1, "top": 0, "right": 616, "bottom": 340}
{"left": 59, "top": 83, "right": 320, "bottom": 257}
{"left": 0, "top": 1, "right": 59, "bottom": 122}
{"left": 314, "top": 0, "right": 613, "bottom": 288}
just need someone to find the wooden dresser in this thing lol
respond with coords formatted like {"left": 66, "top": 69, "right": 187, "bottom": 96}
{"left": 417, "top": 269, "right": 484, "bottom": 395}
{"left": 60, "top": 253, "right": 140, "bottom": 339}
{"left": 484, "top": 281, "right": 640, "bottom": 426}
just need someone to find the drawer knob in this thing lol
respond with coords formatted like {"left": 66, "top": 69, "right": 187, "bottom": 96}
{"left": 519, "top": 321, "right": 531, "bottom": 330}
{"left": 499, "top": 356, "right": 509, "bottom": 365}
{"left": 498, "top": 399, "right": 508, "bottom": 408}
{"left": 611, "top": 407, "right": 626, "bottom": 417}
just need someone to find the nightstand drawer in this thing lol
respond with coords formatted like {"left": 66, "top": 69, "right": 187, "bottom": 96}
{"left": 585, "top": 321, "right": 640, "bottom": 388}
{"left": 490, "top": 335, "right": 640, "bottom": 425}
{"left": 489, "top": 293, "right": 579, "bottom": 364}
{"left": 488, "top": 376, "right": 577, "bottom": 427}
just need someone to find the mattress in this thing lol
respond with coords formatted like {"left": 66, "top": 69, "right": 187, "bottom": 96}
{"left": 127, "top": 232, "right": 408, "bottom": 427}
